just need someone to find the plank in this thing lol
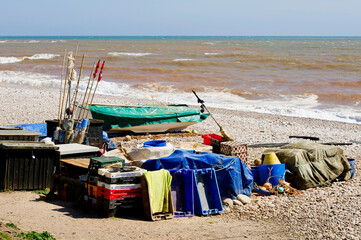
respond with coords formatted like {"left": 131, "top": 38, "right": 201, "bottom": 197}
{"left": 248, "top": 143, "right": 289, "bottom": 148}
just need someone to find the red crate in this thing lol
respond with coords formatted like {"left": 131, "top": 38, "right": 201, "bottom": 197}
{"left": 202, "top": 134, "right": 223, "bottom": 145}
{"left": 97, "top": 186, "right": 142, "bottom": 200}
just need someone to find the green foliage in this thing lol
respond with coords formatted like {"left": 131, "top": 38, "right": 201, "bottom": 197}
{"left": 0, "top": 232, "right": 12, "bottom": 240}
{"left": 15, "top": 231, "right": 55, "bottom": 240}
{"left": 5, "top": 223, "right": 19, "bottom": 230}
{"left": 31, "top": 188, "right": 50, "bottom": 195}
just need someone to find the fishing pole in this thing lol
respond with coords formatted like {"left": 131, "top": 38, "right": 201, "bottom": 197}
{"left": 71, "top": 54, "right": 85, "bottom": 119}
{"left": 77, "top": 62, "right": 96, "bottom": 120}
{"left": 86, "top": 61, "right": 105, "bottom": 119}
{"left": 58, "top": 49, "right": 67, "bottom": 126}
{"left": 192, "top": 90, "right": 234, "bottom": 141}
{"left": 60, "top": 52, "right": 71, "bottom": 121}
{"left": 81, "top": 59, "right": 100, "bottom": 119}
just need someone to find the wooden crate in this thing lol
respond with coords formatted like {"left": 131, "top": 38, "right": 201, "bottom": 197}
{"left": 0, "top": 141, "right": 59, "bottom": 190}
{"left": 220, "top": 141, "right": 248, "bottom": 162}
{"left": 0, "top": 130, "right": 40, "bottom": 141}
{"left": 140, "top": 175, "right": 174, "bottom": 221}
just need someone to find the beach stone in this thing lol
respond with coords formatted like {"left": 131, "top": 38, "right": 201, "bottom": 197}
{"left": 233, "top": 199, "right": 243, "bottom": 206}
{"left": 223, "top": 198, "right": 233, "bottom": 207}
{"left": 237, "top": 194, "right": 252, "bottom": 205}
{"left": 124, "top": 135, "right": 132, "bottom": 141}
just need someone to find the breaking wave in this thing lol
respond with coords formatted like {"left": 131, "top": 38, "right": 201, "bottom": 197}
{"left": 108, "top": 52, "right": 153, "bottom": 57}
{"left": 0, "top": 54, "right": 60, "bottom": 64}
{"left": 173, "top": 59, "right": 194, "bottom": 62}
{"left": 0, "top": 57, "right": 23, "bottom": 64}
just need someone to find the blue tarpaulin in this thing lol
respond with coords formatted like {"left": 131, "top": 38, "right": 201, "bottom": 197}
{"left": 7, "top": 123, "right": 47, "bottom": 138}
{"left": 141, "top": 149, "right": 254, "bottom": 198}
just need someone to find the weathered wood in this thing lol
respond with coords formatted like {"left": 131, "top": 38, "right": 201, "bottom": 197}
{"left": 248, "top": 143, "right": 289, "bottom": 148}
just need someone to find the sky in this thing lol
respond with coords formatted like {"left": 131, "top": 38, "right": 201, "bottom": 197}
{"left": 1, "top": 0, "right": 361, "bottom": 36}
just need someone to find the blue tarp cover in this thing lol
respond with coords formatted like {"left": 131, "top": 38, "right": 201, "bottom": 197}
{"left": 141, "top": 149, "right": 254, "bottom": 198}
{"left": 7, "top": 123, "right": 47, "bottom": 137}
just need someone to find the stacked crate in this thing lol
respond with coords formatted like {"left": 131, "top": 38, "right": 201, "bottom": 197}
{"left": 97, "top": 167, "right": 147, "bottom": 217}
{"left": 85, "top": 156, "right": 125, "bottom": 210}
{"left": 220, "top": 141, "right": 248, "bottom": 162}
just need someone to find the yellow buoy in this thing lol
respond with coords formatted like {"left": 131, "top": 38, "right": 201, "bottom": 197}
{"left": 262, "top": 152, "right": 281, "bottom": 165}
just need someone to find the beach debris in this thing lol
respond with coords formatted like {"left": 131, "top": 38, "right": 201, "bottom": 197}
{"left": 192, "top": 90, "right": 234, "bottom": 141}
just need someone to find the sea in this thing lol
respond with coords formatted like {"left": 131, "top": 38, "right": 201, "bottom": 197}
{"left": 0, "top": 36, "right": 360, "bottom": 123}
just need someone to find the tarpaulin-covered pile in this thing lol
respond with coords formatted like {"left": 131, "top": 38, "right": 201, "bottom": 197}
{"left": 266, "top": 141, "right": 351, "bottom": 189}
{"left": 141, "top": 149, "right": 254, "bottom": 198}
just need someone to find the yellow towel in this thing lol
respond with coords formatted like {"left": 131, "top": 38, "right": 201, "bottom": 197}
{"left": 144, "top": 169, "right": 172, "bottom": 214}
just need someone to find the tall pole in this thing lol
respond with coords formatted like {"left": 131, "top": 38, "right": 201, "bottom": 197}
{"left": 60, "top": 52, "right": 71, "bottom": 123}
{"left": 86, "top": 61, "right": 105, "bottom": 118}
{"left": 77, "top": 62, "right": 96, "bottom": 120}
{"left": 58, "top": 49, "right": 67, "bottom": 126}
{"left": 81, "top": 60, "right": 100, "bottom": 119}
{"left": 71, "top": 54, "right": 85, "bottom": 119}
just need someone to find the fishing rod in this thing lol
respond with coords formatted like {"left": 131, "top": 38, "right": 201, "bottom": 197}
{"left": 60, "top": 52, "right": 71, "bottom": 121}
{"left": 77, "top": 62, "right": 96, "bottom": 120}
{"left": 80, "top": 59, "right": 100, "bottom": 119}
{"left": 75, "top": 61, "right": 104, "bottom": 144}
{"left": 86, "top": 61, "right": 105, "bottom": 118}
{"left": 58, "top": 49, "right": 67, "bottom": 126}
{"left": 71, "top": 54, "right": 85, "bottom": 119}
{"left": 192, "top": 90, "right": 234, "bottom": 141}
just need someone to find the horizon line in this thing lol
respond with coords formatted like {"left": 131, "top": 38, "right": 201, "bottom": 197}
{"left": 1, "top": 35, "right": 361, "bottom": 38}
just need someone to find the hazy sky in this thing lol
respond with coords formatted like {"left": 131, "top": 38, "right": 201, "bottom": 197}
{"left": 1, "top": 0, "right": 360, "bottom": 36}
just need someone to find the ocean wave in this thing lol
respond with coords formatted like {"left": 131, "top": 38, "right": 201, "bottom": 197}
{"left": 108, "top": 52, "right": 153, "bottom": 57}
{"left": 0, "top": 57, "right": 23, "bottom": 64}
{"left": 173, "top": 59, "right": 194, "bottom": 62}
{"left": 0, "top": 70, "right": 60, "bottom": 88}
{"left": 25, "top": 54, "right": 60, "bottom": 60}
{"left": 0, "top": 54, "right": 60, "bottom": 64}
{"left": 204, "top": 53, "right": 219, "bottom": 56}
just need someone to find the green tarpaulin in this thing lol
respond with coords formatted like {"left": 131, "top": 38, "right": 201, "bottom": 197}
{"left": 90, "top": 104, "right": 210, "bottom": 131}
{"left": 265, "top": 141, "right": 351, "bottom": 189}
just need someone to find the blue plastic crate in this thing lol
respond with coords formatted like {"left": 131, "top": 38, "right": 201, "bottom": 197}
{"left": 169, "top": 169, "right": 195, "bottom": 217}
{"left": 193, "top": 168, "right": 223, "bottom": 216}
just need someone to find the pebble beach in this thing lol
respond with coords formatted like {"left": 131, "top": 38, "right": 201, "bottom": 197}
{"left": 0, "top": 81, "right": 360, "bottom": 239}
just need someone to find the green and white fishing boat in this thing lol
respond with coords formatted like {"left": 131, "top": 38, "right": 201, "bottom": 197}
{"left": 90, "top": 104, "right": 210, "bottom": 133}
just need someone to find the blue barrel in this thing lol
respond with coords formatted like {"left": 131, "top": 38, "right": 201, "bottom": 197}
{"left": 251, "top": 166, "right": 261, "bottom": 185}
{"left": 259, "top": 164, "right": 285, "bottom": 186}
{"left": 348, "top": 158, "right": 356, "bottom": 179}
